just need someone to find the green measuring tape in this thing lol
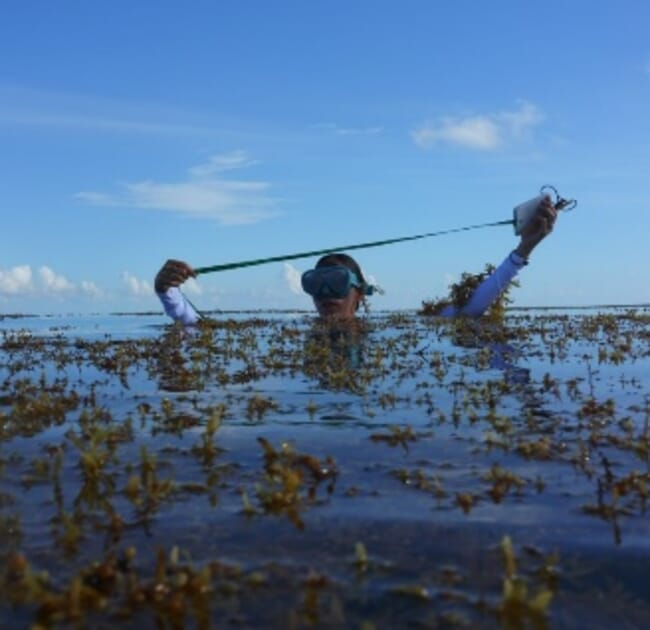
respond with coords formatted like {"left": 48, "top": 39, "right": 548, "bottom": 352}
{"left": 183, "top": 187, "right": 576, "bottom": 318}
{"left": 194, "top": 185, "right": 576, "bottom": 276}
{"left": 194, "top": 218, "right": 514, "bottom": 276}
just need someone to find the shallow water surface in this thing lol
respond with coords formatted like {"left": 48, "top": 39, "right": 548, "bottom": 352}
{"left": 1, "top": 309, "right": 649, "bottom": 627}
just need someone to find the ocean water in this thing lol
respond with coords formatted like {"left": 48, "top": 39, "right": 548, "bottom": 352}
{"left": 1, "top": 309, "right": 649, "bottom": 627}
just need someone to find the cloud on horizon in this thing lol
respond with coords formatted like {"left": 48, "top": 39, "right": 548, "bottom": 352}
{"left": 122, "top": 270, "right": 201, "bottom": 299}
{"left": 80, "top": 280, "right": 102, "bottom": 297}
{"left": 121, "top": 272, "right": 153, "bottom": 297}
{"left": 0, "top": 265, "right": 101, "bottom": 298}
{"left": 39, "top": 266, "right": 75, "bottom": 293}
{"left": 183, "top": 278, "right": 203, "bottom": 296}
{"left": 0, "top": 265, "right": 33, "bottom": 294}
{"left": 283, "top": 263, "right": 303, "bottom": 295}
{"left": 411, "top": 101, "right": 543, "bottom": 151}
{"left": 75, "top": 151, "right": 278, "bottom": 225}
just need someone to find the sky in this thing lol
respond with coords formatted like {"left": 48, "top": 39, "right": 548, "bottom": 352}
{"left": 1, "top": 0, "right": 649, "bottom": 314}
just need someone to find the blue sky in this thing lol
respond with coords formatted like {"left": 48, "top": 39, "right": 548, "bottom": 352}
{"left": 1, "top": 1, "right": 649, "bottom": 314}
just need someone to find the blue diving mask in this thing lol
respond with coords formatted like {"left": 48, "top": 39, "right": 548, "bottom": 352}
{"left": 301, "top": 265, "right": 375, "bottom": 300}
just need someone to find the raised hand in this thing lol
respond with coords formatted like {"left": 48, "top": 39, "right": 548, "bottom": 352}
{"left": 154, "top": 259, "right": 196, "bottom": 293}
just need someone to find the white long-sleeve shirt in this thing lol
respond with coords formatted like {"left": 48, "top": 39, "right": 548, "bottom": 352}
{"left": 440, "top": 250, "right": 527, "bottom": 317}
{"left": 158, "top": 286, "right": 201, "bottom": 325}
{"left": 156, "top": 251, "right": 527, "bottom": 326}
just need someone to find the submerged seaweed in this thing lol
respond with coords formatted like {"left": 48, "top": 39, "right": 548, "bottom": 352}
{"left": 0, "top": 309, "right": 649, "bottom": 626}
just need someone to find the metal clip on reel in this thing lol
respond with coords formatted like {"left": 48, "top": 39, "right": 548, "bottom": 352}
{"left": 540, "top": 185, "right": 577, "bottom": 212}
{"left": 513, "top": 185, "right": 577, "bottom": 234}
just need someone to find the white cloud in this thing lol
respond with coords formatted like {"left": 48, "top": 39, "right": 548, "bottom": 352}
{"left": 80, "top": 280, "right": 102, "bottom": 297}
{"left": 283, "top": 263, "right": 303, "bottom": 295}
{"left": 3, "top": 113, "right": 214, "bottom": 136}
{"left": 0, "top": 264, "right": 105, "bottom": 300}
{"left": 188, "top": 150, "right": 258, "bottom": 177}
{"left": 75, "top": 152, "right": 277, "bottom": 225}
{"left": 335, "top": 126, "right": 383, "bottom": 136}
{"left": 38, "top": 266, "right": 75, "bottom": 293}
{"left": 498, "top": 102, "right": 544, "bottom": 138}
{"left": 74, "top": 191, "right": 116, "bottom": 206}
{"left": 0, "top": 265, "right": 33, "bottom": 294}
{"left": 122, "top": 272, "right": 153, "bottom": 296}
{"left": 183, "top": 277, "right": 203, "bottom": 296}
{"left": 314, "top": 122, "right": 383, "bottom": 136}
{"left": 411, "top": 101, "right": 543, "bottom": 151}
{"left": 0, "top": 85, "right": 216, "bottom": 137}
{"left": 413, "top": 116, "right": 500, "bottom": 150}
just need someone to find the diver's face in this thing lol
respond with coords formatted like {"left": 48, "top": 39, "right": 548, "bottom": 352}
{"left": 314, "top": 288, "right": 360, "bottom": 320}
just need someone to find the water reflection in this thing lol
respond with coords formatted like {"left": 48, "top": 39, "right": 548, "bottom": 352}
{"left": 1, "top": 311, "right": 650, "bottom": 627}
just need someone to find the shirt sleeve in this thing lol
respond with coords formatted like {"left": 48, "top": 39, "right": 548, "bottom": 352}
{"left": 441, "top": 251, "right": 527, "bottom": 318}
{"left": 157, "top": 287, "right": 200, "bottom": 325}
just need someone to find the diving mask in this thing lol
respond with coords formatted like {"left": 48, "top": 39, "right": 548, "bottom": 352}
{"left": 301, "top": 265, "right": 374, "bottom": 300}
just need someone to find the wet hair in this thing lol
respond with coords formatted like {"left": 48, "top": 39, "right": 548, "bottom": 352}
{"left": 315, "top": 253, "right": 367, "bottom": 311}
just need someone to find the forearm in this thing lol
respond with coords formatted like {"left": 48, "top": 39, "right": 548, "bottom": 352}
{"left": 443, "top": 251, "right": 527, "bottom": 318}
{"left": 157, "top": 287, "right": 200, "bottom": 326}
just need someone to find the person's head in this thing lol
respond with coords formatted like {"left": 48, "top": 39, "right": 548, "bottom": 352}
{"left": 301, "top": 253, "right": 371, "bottom": 320}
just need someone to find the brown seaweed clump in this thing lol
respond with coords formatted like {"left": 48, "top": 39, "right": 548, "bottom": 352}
{"left": 419, "top": 264, "right": 519, "bottom": 323}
